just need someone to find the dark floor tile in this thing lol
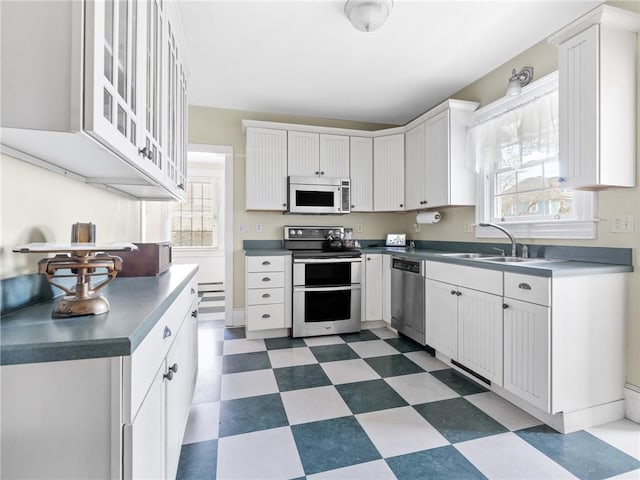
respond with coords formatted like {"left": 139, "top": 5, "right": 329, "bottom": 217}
{"left": 414, "top": 397, "right": 508, "bottom": 443}
{"left": 224, "top": 327, "right": 246, "bottom": 340}
{"left": 292, "top": 416, "right": 381, "bottom": 475}
{"left": 310, "top": 343, "right": 359, "bottom": 363}
{"left": 364, "top": 354, "right": 425, "bottom": 378}
{"left": 274, "top": 364, "right": 332, "bottom": 392}
{"left": 384, "top": 336, "right": 424, "bottom": 353}
{"left": 222, "top": 351, "right": 271, "bottom": 374}
{"left": 176, "top": 439, "right": 217, "bottom": 480}
{"left": 386, "top": 445, "right": 487, "bottom": 480}
{"left": 336, "top": 379, "right": 408, "bottom": 414}
{"left": 340, "top": 330, "right": 380, "bottom": 343}
{"left": 429, "top": 368, "right": 488, "bottom": 396}
{"left": 517, "top": 424, "right": 640, "bottom": 480}
{"left": 265, "top": 336, "right": 307, "bottom": 350}
{"left": 218, "top": 393, "right": 288, "bottom": 437}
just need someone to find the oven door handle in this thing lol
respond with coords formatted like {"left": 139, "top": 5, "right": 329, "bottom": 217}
{"left": 293, "top": 285, "right": 361, "bottom": 292}
{"left": 293, "top": 257, "right": 361, "bottom": 264}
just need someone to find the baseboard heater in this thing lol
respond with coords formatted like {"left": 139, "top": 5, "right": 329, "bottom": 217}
{"left": 451, "top": 360, "right": 491, "bottom": 386}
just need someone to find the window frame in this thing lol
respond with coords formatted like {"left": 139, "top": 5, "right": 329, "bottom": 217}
{"left": 473, "top": 71, "right": 597, "bottom": 240}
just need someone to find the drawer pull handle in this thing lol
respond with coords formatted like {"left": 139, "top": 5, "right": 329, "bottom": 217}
{"left": 262, "top": 293, "right": 271, "bottom": 298}
{"left": 518, "top": 283, "right": 532, "bottom": 290}
{"left": 163, "top": 326, "right": 172, "bottom": 339}
{"left": 262, "top": 261, "right": 271, "bottom": 265}
{"left": 262, "top": 277, "right": 271, "bottom": 282}
{"left": 191, "top": 310, "right": 198, "bottom": 318}
{"left": 262, "top": 314, "right": 271, "bottom": 319}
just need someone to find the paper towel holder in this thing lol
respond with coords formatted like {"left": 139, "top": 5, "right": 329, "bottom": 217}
{"left": 416, "top": 211, "right": 442, "bottom": 224}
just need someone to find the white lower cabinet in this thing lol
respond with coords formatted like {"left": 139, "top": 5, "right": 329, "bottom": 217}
{"left": 363, "top": 253, "right": 383, "bottom": 321}
{"left": 425, "top": 278, "right": 458, "bottom": 360}
{"left": 245, "top": 255, "right": 292, "bottom": 334}
{"left": 382, "top": 254, "right": 392, "bottom": 324}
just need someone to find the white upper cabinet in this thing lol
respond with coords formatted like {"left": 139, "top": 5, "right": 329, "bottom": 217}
{"left": 549, "top": 5, "right": 638, "bottom": 189}
{"left": 246, "top": 127, "right": 288, "bottom": 211}
{"left": 374, "top": 134, "right": 405, "bottom": 211}
{"left": 0, "top": 0, "right": 189, "bottom": 200}
{"left": 288, "top": 131, "right": 349, "bottom": 178}
{"left": 350, "top": 137, "right": 373, "bottom": 212}
{"left": 404, "top": 100, "right": 478, "bottom": 211}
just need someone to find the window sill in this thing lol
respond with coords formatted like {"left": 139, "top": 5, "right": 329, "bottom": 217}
{"left": 475, "top": 220, "right": 597, "bottom": 240}
{"left": 172, "top": 247, "right": 224, "bottom": 256}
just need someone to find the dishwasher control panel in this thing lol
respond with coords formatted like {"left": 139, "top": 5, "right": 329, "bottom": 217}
{"left": 392, "top": 258, "right": 422, "bottom": 274}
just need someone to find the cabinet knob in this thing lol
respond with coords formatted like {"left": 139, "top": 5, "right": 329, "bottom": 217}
{"left": 163, "top": 326, "right": 172, "bottom": 339}
{"left": 400, "top": 204, "right": 404, "bottom": 208}
{"left": 190, "top": 288, "right": 196, "bottom": 295}
{"left": 351, "top": 205, "right": 355, "bottom": 208}
{"left": 262, "top": 313, "right": 271, "bottom": 319}
{"left": 315, "top": 171, "right": 320, "bottom": 175}
{"left": 283, "top": 203, "right": 287, "bottom": 207}
{"left": 262, "top": 277, "right": 271, "bottom": 282}
{"left": 169, "top": 363, "right": 179, "bottom": 373}
{"left": 191, "top": 310, "right": 198, "bottom": 318}
{"left": 518, "top": 283, "right": 532, "bottom": 290}
{"left": 163, "top": 363, "right": 178, "bottom": 381}
{"left": 367, "top": 257, "right": 371, "bottom": 261}
{"left": 138, "top": 146, "right": 153, "bottom": 160}
{"left": 456, "top": 291, "right": 462, "bottom": 296}
{"left": 262, "top": 293, "right": 271, "bottom": 298}
{"left": 320, "top": 171, "right": 325, "bottom": 175}
{"left": 262, "top": 261, "right": 271, "bottom": 265}
{"left": 450, "top": 290, "right": 457, "bottom": 295}
{"left": 164, "top": 370, "right": 174, "bottom": 381}
{"left": 503, "top": 303, "right": 509, "bottom": 309}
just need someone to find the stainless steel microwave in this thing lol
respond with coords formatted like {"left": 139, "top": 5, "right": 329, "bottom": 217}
{"left": 287, "top": 176, "right": 351, "bottom": 214}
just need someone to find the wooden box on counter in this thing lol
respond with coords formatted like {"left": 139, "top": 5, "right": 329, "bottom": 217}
{"left": 117, "top": 242, "right": 172, "bottom": 277}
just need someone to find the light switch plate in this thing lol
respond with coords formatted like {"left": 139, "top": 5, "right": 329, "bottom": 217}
{"left": 611, "top": 215, "right": 634, "bottom": 233}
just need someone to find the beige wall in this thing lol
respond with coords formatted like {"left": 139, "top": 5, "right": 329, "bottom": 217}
{"left": 408, "top": 10, "right": 640, "bottom": 387}
{"left": 0, "top": 154, "right": 142, "bottom": 278}
{"left": 188, "top": 106, "right": 408, "bottom": 310}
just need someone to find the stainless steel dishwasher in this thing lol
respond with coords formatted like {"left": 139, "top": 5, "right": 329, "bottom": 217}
{"left": 390, "top": 256, "right": 426, "bottom": 345}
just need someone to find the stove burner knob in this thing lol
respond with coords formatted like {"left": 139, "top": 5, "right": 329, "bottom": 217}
{"left": 296, "top": 230, "right": 302, "bottom": 235}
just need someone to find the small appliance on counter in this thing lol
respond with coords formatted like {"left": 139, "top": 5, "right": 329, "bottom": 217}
{"left": 386, "top": 233, "right": 406, "bottom": 247}
{"left": 117, "top": 242, "right": 172, "bottom": 276}
{"left": 13, "top": 222, "right": 136, "bottom": 318}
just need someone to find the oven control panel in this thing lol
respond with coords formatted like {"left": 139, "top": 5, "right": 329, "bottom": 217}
{"left": 285, "top": 226, "right": 344, "bottom": 240}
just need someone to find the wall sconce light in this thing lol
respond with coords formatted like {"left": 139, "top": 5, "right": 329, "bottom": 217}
{"left": 506, "top": 67, "right": 534, "bottom": 96}
{"left": 344, "top": 0, "right": 393, "bottom": 32}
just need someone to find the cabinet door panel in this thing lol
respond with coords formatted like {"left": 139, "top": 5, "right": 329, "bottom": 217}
{"left": 288, "top": 131, "right": 320, "bottom": 176}
{"left": 374, "top": 134, "right": 405, "bottom": 211}
{"left": 320, "top": 134, "right": 350, "bottom": 177}
{"left": 424, "top": 110, "right": 450, "bottom": 207}
{"left": 350, "top": 137, "right": 373, "bottom": 211}
{"left": 405, "top": 123, "right": 426, "bottom": 211}
{"left": 382, "top": 254, "right": 392, "bottom": 323}
{"left": 246, "top": 127, "right": 287, "bottom": 210}
{"left": 364, "top": 254, "right": 383, "bottom": 321}
{"left": 425, "top": 279, "right": 458, "bottom": 360}
{"left": 457, "top": 287, "right": 503, "bottom": 385}
{"left": 503, "top": 299, "right": 550, "bottom": 412}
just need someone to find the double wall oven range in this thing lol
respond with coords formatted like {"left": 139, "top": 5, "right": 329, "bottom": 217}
{"left": 284, "top": 226, "right": 362, "bottom": 337}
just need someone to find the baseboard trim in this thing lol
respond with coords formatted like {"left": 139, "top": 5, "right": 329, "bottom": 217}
{"left": 625, "top": 384, "right": 640, "bottom": 423}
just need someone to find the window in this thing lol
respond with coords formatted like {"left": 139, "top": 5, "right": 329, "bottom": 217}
{"left": 170, "top": 179, "right": 221, "bottom": 247}
{"left": 471, "top": 71, "right": 595, "bottom": 239}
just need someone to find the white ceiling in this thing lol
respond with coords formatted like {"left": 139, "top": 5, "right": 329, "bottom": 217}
{"left": 177, "top": 0, "right": 601, "bottom": 125}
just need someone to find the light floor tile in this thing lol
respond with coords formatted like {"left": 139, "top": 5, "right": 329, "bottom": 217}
{"left": 348, "top": 339, "right": 403, "bottom": 358}
{"left": 465, "top": 391, "right": 542, "bottom": 431}
{"left": 369, "top": 327, "right": 398, "bottom": 340}
{"left": 385, "top": 372, "right": 458, "bottom": 405}
{"left": 182, "top": 402, "right": 220, "bottom": 444}
{"left": 216, "top": 426, "right": 304, "bottom": 480}
{"left": 220, "top": 369, "right": 278, "bottom": 401}
{"left": 455, "top": 432, "right": 578, "bottom": 479}
{"left": 587, "top": 419, "right": 640, "bottom": 460}
{"left": 357, "top": 406, "right": 449, "bottom": 458}
{"left": 303, "top": 335, "right": 346, "bottom": 347}
{"left": 222, "top": 338, "right": 266, "bottom": 355}
{"left": 281, "top": 385, "right": 352, "bottom": 425}
{"left": 321, "top": 359, "right": 380, "bottom": 385}
{"left": 307, "top": 459, "right": 396, "bottom": 480}
{"left": 404, "top": 350, "right": 449, "bottom": 372}
{"left": 267, "top": 346, "right": 318, "bottom": 368}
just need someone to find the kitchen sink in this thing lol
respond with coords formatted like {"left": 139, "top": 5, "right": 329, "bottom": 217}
{"left": 435, "top": 252, "right": 492, "bottom": 259}
{"left": 474, "top": 256, "right": 563, "bottom": 263}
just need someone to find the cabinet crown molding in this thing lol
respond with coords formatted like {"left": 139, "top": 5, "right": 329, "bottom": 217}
{"left": 548, "top": 4, "right": 640, "bottom": 46}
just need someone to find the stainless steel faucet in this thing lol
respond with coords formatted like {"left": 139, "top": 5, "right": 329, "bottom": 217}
{"left": 479, "top": 223, "right": 517, "bottom": 257}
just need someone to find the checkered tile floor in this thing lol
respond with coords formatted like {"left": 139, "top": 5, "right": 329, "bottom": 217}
{"left": 177, "top": 321, "right": 640, "bottom": 480}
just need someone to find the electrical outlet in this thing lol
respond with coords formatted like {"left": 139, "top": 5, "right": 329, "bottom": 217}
{"left": 255, "top": 223, "right": 262, "bottom": 233}
{"left": 414, "top": 223, "right": 420, "bottom": 233}
{"left": 238, "top": 223, "right": 246, "bottom": 234}
{"left": 611, "top": 214, "right": 634, "bottom": 233}
{"left": 357, "top": 224, "right": 363, "bottom": 233}
{"left": 464, "top": 221, "right": 474, "bottom": 233}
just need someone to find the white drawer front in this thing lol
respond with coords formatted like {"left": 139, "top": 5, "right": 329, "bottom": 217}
{"left": 504, "top": 273, "right": 550, "bottom": 306}
{"left": 247, "top": 304, "right": 285, "bottom": 330}
{"left": 128, "top": 276, "right": 197, "bottom": 421}
{"left": 247, "top": 288, "right": 284, "bottom": 305}
{"left": 426, "top": 261, "right": 502, "bottom": 296}
{"left": 247, "top": 272, "right": 285, "bottom": 289}
{"left": 247, "top": 256, "right": 286, "bottom": 272}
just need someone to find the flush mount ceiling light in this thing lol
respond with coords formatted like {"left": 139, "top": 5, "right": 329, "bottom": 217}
{"left": 344, "top": 0, "right": 393, "bottom": 32}
{"left": 507, "top": 67, "right": 534, "bottom": 96}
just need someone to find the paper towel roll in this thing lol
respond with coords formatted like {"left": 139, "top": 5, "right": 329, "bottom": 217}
{"left": 416, "top": 211, "right": 441, "bottom": 224}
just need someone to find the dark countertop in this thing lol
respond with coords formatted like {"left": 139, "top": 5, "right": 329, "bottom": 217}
{"left": 0, "top": 265, "right": 198, "bottom": 366}
{"left": 244, "top": 249, "right": 292, "bottom": 256}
